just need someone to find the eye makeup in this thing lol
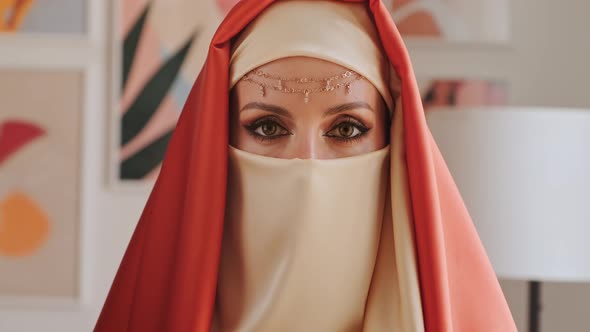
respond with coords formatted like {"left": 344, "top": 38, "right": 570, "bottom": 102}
{"left": 244, "top": 116, "right": 292, "bottom": 143}
{"left": 324, "top": 115, "right": 371, "bottom": 144}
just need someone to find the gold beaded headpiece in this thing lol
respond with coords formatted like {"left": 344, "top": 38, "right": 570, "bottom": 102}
{"left": 241, "top": 68, "right": 365, "bottom": 104}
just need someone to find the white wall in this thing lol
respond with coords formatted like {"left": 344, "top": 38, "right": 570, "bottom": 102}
{"left": 1, "top": 0, "right": 589, "bottom": 331}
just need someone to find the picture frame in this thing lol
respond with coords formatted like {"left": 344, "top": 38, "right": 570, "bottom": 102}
{"left": 418, "top": 77, "right": 509, "bottom": 112}
{"left": 385, "top": 0, "right": 510, "bottom": 45}
{"left": 0, "top": 1, "right": 101, "bottom": 309}
{"left": 0, "top": 68, "right": 86, "bottom": 307}
{"left": 0, "top": 0, "right": 87, "bottom": 36}
{"left": 108, "top": 0, "right": 239, "bottom": 188}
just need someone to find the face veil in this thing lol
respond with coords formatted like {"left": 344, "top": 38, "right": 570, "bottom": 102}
{"left": 95, "top": 1, "right": 517, "bottom": 332}
{"left": 216, "top": 146, "right": 390, "bottom": 331}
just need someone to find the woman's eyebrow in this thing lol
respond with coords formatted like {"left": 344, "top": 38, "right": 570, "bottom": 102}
{"left": 324, "top": 102, "right": 374, "bottom": 117}
{"left": 239, "top": 102, "right": 293, "bottom": 119}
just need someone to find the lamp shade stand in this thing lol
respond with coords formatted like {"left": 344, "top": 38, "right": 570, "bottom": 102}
{"left": 528, "top": 281, "right": 541, "bottom": 332}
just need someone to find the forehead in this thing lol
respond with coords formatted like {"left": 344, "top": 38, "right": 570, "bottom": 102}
{"left": 232, "top": 56, "right": 383, "bottom": 109}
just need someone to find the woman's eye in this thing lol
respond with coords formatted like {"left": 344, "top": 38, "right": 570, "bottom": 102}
{"left": 336, "top": 123, "right": 359, "bottom": 137}
{"left": 325, "top": 121, "right": 367, "bottom": 139}
{"left": 248, "top": 119, "right": 290, "bottom": 138}
{"left": 257, "top": 122, "right": 280, "bottom": 136}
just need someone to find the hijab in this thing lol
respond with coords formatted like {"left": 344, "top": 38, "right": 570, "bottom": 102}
{"left": 217, "top": 2, "right": 419, "bottom": 330}
{"left": 95, "top": 1, "right": 516, "bottom": 331}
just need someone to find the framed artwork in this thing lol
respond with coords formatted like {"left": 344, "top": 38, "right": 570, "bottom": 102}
{"left": 0, "top": 0, "right": 86, "bottom": 35}
{"left": 386, "top": 0, "right": 510, "bottom": 43}
{"left": 111, "top": 0, "right": 240, "bottom": 184}
{"left": 0, "top": 69, "right": 83, "bottom": 299}
{"left": 419, "top": 78, "right": 508, "bottom": 111}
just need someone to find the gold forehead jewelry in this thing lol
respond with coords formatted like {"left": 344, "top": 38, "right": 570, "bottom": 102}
{"left": 241, "top": 68, "right": 364, "bottom": 103}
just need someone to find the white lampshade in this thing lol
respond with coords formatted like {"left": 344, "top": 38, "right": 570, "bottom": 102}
{"left": 427, "top": 107, "right": 590, "bottom": 282}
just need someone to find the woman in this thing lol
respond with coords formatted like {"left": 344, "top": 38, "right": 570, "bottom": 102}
{"left": 96, "top": 1, "right": 516, "bottom": 331}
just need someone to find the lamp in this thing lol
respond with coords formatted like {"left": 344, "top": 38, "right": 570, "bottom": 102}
{"left": 426, "top": 107, "right": 590, "bottom": 332}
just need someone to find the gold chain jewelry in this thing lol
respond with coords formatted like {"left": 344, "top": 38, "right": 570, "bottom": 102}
{"left": 241, "top": 68, "right": 364, "bottom": 103}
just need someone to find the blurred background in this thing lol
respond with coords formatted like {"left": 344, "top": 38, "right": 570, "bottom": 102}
{"left": 1, "top": 0, "right": 589, "bottom": 331}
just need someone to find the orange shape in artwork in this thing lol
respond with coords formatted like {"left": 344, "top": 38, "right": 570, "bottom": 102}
{"left": 0, "top": 120, "right": 45, "bottom": 165}
{"left": 0, "top": 0, "right": 33, "bottom": 32}
{"left": 396, "top": 11, "right": 441, "bottom": 37}
{"left": 0, "top": 192, "right": 50, "bottom": 257}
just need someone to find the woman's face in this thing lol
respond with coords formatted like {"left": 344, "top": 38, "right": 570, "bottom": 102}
{"left": 230, "top": 57, "right": 389, "bottom": 159}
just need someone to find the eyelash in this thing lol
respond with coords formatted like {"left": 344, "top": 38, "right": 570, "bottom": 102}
{"left": 244, "top": 115, "right": 370, "bottom": 144}
{"left": 325, "top": 116, "right": 370, "bottom": 144}
{"left": 244, "top": 116, "right": 291, "bottom": 142}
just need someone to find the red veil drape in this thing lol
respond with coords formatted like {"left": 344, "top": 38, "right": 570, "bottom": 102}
{"left": 95, "top": 1, "right": 516, "bottom": 331}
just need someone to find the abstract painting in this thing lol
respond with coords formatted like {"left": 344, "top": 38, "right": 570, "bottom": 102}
{"left": 0, "top": 70, "right": 82, "bottom": 298}
{"left": 0, "top": 0, "right": 86, "bottom": 34}
{"left": 115, "top": 0, "right": 240, "bottom": 181}
{"left": 419, "top": 78, "right": 508, "bottom": 111}
{"left": 386, "top": 0, "right": 509, "bottom": 43}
